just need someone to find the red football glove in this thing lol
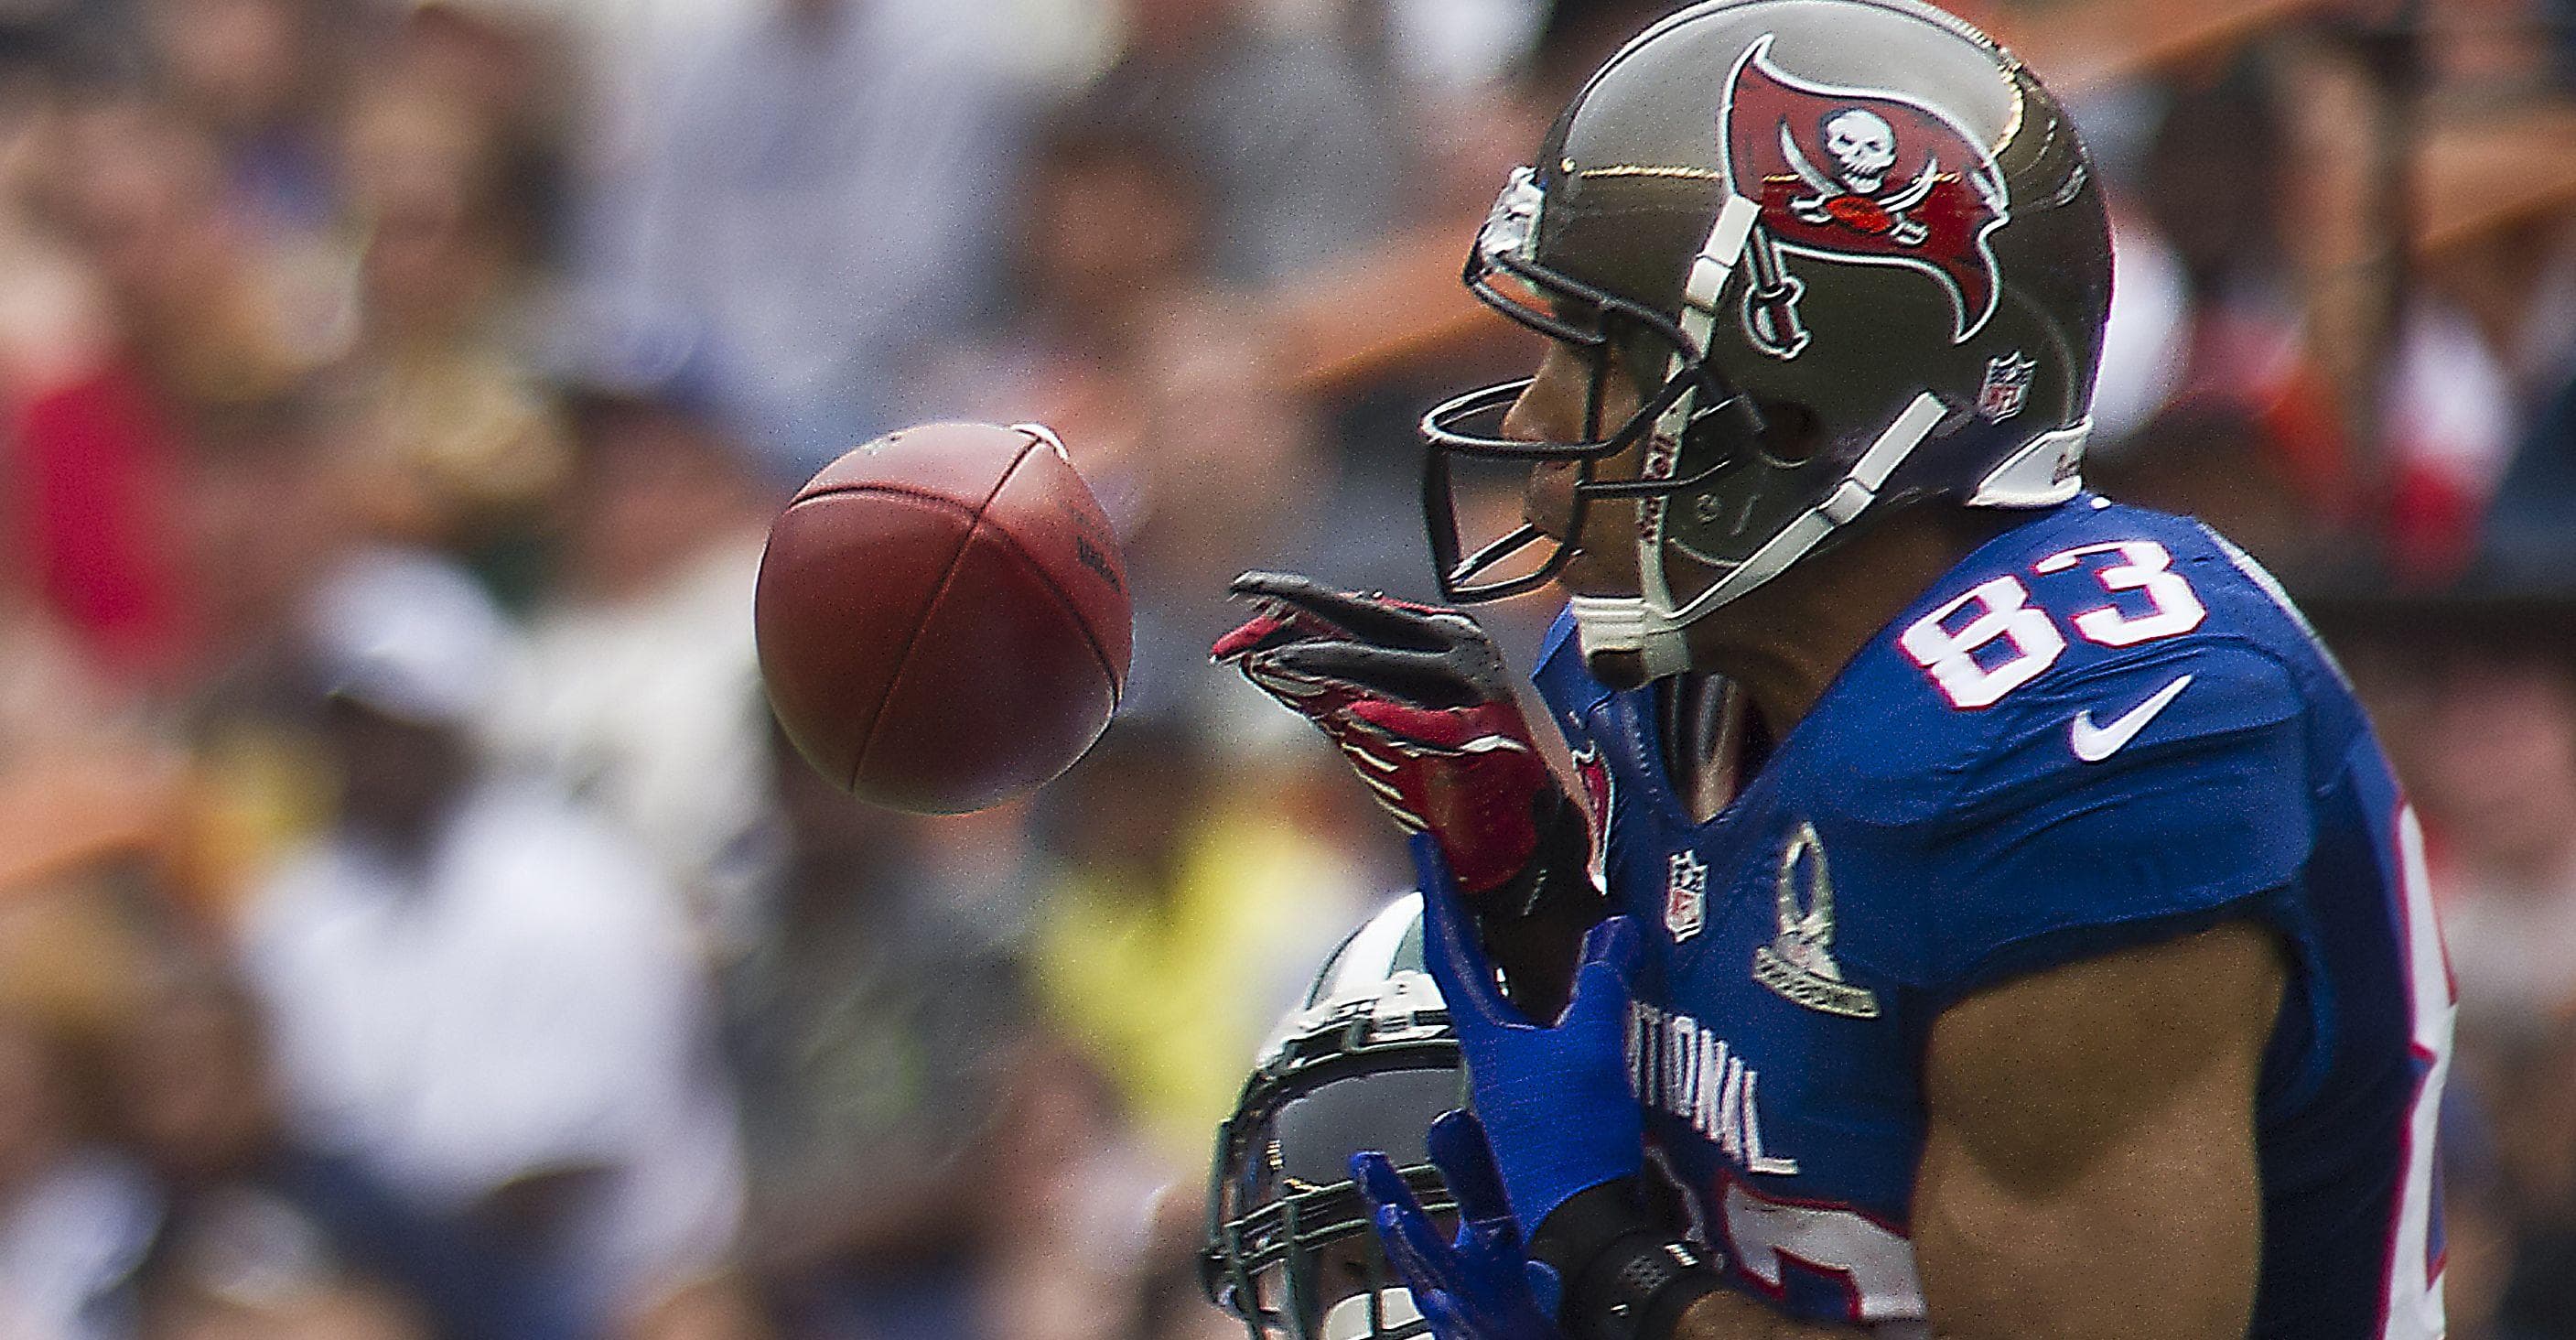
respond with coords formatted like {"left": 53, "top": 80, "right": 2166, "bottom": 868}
{"left": 1213, "top": 571, "right": 1563, "bottom": 898}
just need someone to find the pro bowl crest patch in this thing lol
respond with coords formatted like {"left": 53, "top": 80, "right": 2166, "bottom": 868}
{"left": 1751, "top": 823, "right": 1881, "bottom": 1018}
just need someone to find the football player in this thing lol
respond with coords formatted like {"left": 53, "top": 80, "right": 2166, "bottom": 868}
{"left": 1213, "top": 3, "right": 2452, "bottom": 1339}
{"left": 1204, "top": 893, "right": 1469, "bottom": 1340}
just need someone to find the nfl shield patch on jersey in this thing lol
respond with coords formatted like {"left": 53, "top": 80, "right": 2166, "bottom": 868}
{"left": 1666, "top": 849, "right": 1708, "bottom": 943}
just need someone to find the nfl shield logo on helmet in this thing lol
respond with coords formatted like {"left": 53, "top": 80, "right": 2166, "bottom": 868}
{"left": 1665, "top": 849, "right": 1708, "bottom": 943}
{"left": 1978, "top": 351, "right": 2037, "bottom": 422}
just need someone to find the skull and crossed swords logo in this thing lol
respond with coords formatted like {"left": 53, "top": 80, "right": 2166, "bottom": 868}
{"left": 1719, "top": 34, "right": 2011, "bottom": 360}
{"left": 1788, "top": 108, "right": 1935, "bottom": 245}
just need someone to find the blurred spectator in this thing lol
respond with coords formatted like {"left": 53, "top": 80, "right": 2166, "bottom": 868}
{"left": 973, "top": 1041, "right": 1166, "bottom": 1340}
{"left": 2381, "top": 302, "right": 2521, "bottom": 585}
{"left": 0, "top": 79, "right": 192, "bottom": 684}
{"left": 141, "top": 0, "right": 345, "bottom": 240}
{"left": 42, "top": 90, "right": 337, "bottom": 408}
{"left": 172, "top": 396, "right": 362, "bottom": 695}
{"left": 1122, "top": 299, "right": 1333, "bottom": 720}
{"left": 2411, "top": 652, "right": 2576, "bottom": 1039}
{"left": 936, "top": 115, "right": 1335, "bottom": 719}
{"left": 2479, "top": 372, "right": 2576, "bottom": 586}
{"left": 2086, "top": 409, "right": 2346, "bottom": 583}
{"left": 0, "top": 1013, "right": 157, "bottom": 1340}
{"left": 2448, "top": 1006, "right": 2576, "bottom": 1340}
{"left": 492, "top": 389, "right": 776, "bottom": 946}
{"left": 726, "top": 725, "right": 1034, "bottom": 1340}
{"left": 334, "top": 70, "right": 571, "bottom": 567}
{"left": 2125, "top": 62, "right": 2361, "bottom": 531}
{"left": 0, "top": 557, "right": 185, "bottom": 946}
{"left": 574, "top": 0, "right": 1035, "bottom": 481}
{"left": 160, "top": 397, "right": 361, "bottom": 924}
{"left": 109, "top": 973, "right": 577, "bottom": 1340}
{"left": 1029, "top": 719, "right": 1367, "bottom": 1165}
{"left": 1083, "top": 0, "right": 1404, "bottom": 287}
{"left": 236, "top": 548, "right": 746, "bottom": 1332}
{"left": 928, "top": 113, "right": 1209, "bottom": 531}
{"left": 2089, "top": 210, "right": 2189, "bottom": 446}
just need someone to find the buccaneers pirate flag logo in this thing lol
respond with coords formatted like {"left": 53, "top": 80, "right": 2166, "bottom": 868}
{"left": 1719, "top": 35, "right": 2010, "bottom": 359}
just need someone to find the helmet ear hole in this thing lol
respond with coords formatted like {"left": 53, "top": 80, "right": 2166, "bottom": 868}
{"left": 1753, "top": 401, "right": 1823, "bottom": 467}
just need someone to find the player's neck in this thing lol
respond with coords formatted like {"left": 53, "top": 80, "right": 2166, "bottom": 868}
{"left": 1687, "top": 506, "right": 2019, "bottom": 738}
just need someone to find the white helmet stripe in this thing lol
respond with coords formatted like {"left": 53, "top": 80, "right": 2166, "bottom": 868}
{"left": 1654, "top": 194, "right": 1765, "bottom": 441}
{"left": 1620, "top": 192, "right": 1769, "bottom": 673}
{"left": 1321, "top": 893, "right": 1425, "bottom": 1003}
{"left": 1845, "top": 393, "right": 1948, "bottom": 494}
{"left": 1669, "top": 391, "right": 1945, "bottom": 615}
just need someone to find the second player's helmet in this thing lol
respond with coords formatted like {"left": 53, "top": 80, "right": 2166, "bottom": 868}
{"left": 1203, "top": 895, "right": 1467, "bottom": 1340}
{"left": 1424, "top": 0, "right": 2111, "bottom": 675}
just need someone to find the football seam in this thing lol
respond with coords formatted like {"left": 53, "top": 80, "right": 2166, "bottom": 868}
{"left": 972, "top": 517, "right": 1124, "bottom": 703}
{"left": 843, "top": 438, "right": 1042, "bottom": 789}
{"left": 810, "top": 473, "right": 1125, "bottom": 713}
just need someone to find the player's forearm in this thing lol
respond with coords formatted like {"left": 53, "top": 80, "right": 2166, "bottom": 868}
{"left": 1670, "top": 1290, "right": 1870, "bottom": 1340}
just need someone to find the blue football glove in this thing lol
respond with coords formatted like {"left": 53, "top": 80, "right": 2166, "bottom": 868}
{"left": 1412, "top": 834, "right": 1645, "bottom": 1239}
{"left": 1353, "top": 1108, "right": 1565, "bottom": 1340}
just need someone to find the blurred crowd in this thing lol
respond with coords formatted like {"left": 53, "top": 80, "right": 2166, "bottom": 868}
{"left": 0, "top": 0, "right": 2574, "bottom": 1336}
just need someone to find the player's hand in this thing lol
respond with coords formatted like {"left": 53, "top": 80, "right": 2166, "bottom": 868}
{"left": 1413, "top": 836, "right": 1645, "bottom": 1237}
{"left": 1354, "top": 1109, "right": 1567, "bottom": 1340}
{"left": 1213, "top": 571, "right": 1572, "bottom": 898}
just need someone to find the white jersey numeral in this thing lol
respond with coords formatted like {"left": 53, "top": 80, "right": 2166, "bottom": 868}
{"left": 2033, "top": 541, "right": 2209, "bottom": 646}
{"left": 1720, "top": 1180, "right": 1924, "bottom": 1325}
{"left": 1901, "top": 540, "right": 2213, "bottom": 709}
{"left": 1896, "top": 576, "right": 2066, "bottom": 710}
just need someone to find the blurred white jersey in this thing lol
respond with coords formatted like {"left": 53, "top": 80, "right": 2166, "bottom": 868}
{"left": 241, "top": 776, "right": 745, "bottom": 1315}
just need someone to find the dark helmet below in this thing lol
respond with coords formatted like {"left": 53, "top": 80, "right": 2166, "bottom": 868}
{"left": 1423, "top": 0, "right": 2111, "bottom": 677}
{"left": 1203, "top": 895, "right": 1466, "bottom": 1340}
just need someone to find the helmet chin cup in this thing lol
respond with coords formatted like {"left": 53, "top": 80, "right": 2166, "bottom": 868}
{"left": 1568, "top": 596, "right": 1694, "bottom": 681}
{"left": 1320, "top": 1291, "right": 1424, "bottom": 1340}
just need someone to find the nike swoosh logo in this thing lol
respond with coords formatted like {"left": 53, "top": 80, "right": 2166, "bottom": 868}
{"left": 2069, "top": 674, "right": 2194, "bottom": 763}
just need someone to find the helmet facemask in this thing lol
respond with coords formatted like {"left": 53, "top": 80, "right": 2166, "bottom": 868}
{"left": 1204, "top": 896, "right": 1469, "bottom": 1340}
{"left": 1203, "top": 1047, "right": 1466, "bottom": 1340}
{"left": 1421, "top": 167, "right": 1772, "bottom": 612}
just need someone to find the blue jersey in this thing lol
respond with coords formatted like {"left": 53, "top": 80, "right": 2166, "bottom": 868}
{"left": 1532, "top": 498, "right": 2450, "bottom": 1338}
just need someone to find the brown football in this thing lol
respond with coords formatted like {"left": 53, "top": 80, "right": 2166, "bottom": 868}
{"left": 754, "top": 422, "right": 1131, "bottom": 813}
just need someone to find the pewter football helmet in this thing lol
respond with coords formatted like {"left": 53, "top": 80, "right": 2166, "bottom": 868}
{"left": 1424, "top": 0, "right": 2110, "bottom": 677}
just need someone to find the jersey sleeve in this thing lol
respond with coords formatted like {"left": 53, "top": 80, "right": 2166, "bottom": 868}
{"left": 1903, "top": 638, "right": 2314, "bottom": 1001}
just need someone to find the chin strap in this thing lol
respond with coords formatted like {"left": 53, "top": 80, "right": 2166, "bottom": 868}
{"left": 1590, "top": 391, "right": 1951, "bottom": 675}
{"left": 1590, "top": 195, "right": 1761, "bottom": 685}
